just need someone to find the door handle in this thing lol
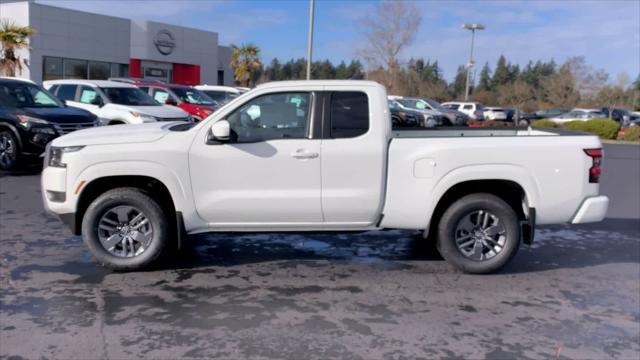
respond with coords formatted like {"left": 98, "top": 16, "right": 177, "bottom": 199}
{"left": 291, "top": 150, "right": 319, "bottom": 159}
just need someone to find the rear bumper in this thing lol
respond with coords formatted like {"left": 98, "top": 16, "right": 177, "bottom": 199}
{"left": 571, "top": 196, "right": 609, "bottom": 224}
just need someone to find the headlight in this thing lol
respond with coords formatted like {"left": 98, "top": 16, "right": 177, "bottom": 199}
{"left": 129, "top": 111, "right": 156, "bottom": 123}
{"left": 17, "top": 115, "right": 49, "bottom": 129}
{"left": 46, "top": 145, "right": 85, "bottom": 168}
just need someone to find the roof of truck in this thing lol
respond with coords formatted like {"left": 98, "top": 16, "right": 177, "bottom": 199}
{"left": 256, "top": 80, "right": 383, "bottom": 89}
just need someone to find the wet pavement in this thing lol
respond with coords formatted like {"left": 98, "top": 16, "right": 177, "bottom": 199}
{"left": 1, "top": 167, "right": 639, "bottom": 359}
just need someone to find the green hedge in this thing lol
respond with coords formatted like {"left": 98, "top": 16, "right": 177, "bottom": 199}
{"left": 531, "top": 119, "right": 557, "bottom": 128}
{"left": 562, "top": 118, "right": 619, "bottom": 139}
{"left": 619, "top": 126, "right": 640, "bottom": 141}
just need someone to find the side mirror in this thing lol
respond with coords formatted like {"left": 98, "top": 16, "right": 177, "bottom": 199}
{"left": 90, "top": 97, "right": 104, "bottom": 107}
{"left": 165, "top": 98, "right": 176, "bottom": 106}
{"left": 208, "top": 120, "right": 230, "bottom": 143}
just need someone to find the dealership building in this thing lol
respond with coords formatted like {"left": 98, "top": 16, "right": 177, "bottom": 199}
{"left": 0, "top": 0, "right": 234, "bottom": 86}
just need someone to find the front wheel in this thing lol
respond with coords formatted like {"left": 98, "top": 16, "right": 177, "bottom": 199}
{"left": 437, "top": 193, "right": 520, "bottom": 274}
{"left": 0, "top": 130, "right": 20, "bottom": 170}
{"left": 81, "top": 188, "right": 169, "bottom": 270}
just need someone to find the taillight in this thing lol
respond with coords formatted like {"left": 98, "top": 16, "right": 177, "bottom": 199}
{"left": 584, "top": 148, "right": 602, "bottom": 183}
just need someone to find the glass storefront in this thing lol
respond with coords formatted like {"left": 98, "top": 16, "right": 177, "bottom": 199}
{"left": 43, "top": 56, "right": 129, "bottom": 81}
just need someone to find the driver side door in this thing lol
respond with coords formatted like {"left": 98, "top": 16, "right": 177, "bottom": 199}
{"left": 188, "top": 91, "right": 322, "bottom": 228}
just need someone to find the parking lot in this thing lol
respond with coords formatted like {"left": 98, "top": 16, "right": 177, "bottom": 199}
{"left": 0, "top": 143, "right": 639, "bottom": 359}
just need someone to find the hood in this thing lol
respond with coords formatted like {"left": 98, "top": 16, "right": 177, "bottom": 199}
{"left": 106, "top": 104, "right": 189, "bottom": 118}
{"left": 21, "top": 106, "right": 97, "bottom": 124}
{"left": 51, "top": 121, "right": 173, "bottom": 147}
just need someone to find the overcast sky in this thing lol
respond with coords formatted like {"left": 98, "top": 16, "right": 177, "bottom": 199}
{"left": 39, "top": 0, "right": 640, "bottom": 82}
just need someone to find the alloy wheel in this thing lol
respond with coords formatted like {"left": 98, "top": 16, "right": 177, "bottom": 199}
{"left": 0, "top": 133, "right": 16, "bottom": 169}
{"left": 97, "top": 205, "right": 153, "bottom": 258}
{"left": 454, "top": 209, "right": 507, "bottom": 261}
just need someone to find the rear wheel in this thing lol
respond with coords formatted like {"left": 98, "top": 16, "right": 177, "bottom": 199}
{"left": 81, "top": 188, "right": 169, "bottom": 270}
{"left": 437, "top": 193, "right": 520, "bottom": 274}
{"left": 0, "top": 130, "right": 20, "bottom": 170}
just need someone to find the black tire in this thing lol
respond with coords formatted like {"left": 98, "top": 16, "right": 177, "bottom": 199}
{"left": 437, "top": 193, "right": 520, "bottom": 274}
{"left": 81, "top": 187, "right": 169, "bottom": 271}
{"left": 0, "top": 130, "right": 21, "bottom": 171}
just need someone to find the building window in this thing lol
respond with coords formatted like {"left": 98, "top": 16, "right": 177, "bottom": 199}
{"left": 217, "top": 70, "right": 224, "bottom": 85}
{"left": 43, "top": 56, "right": 63, "bottom": 81}
{"left": 88, "top": 61, "right": 110, "bottom": 80}
{"left": 111, "top": 63, "right": 129, "bottom": 78}
{"left": 63, "top": 59, "right": 88, "bottom": 79}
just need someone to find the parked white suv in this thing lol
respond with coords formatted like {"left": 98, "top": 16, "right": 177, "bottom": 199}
{"left": 483, "top": 107, "right": 508, "bottom": 121}
{"left": 41, "top": 80, "right": 609, "bottom": 274}
{"left": 442, "top": 102, "right": 485, "bottom": 120}
{"left": 44, "top": 80, "right": 190, "bottom": 125}
{"left": 194, "top": 85, "right": 246, "bottom": 106}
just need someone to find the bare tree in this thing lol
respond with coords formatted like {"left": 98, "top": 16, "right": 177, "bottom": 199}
{"left": 497, "top": 80, "right": 535, "bottom": 122}
{"left": 541, "top": 65, "right": 580, "bottom": 108}
{"left": 358, "top": 0, "right": 422, "bottom": 92}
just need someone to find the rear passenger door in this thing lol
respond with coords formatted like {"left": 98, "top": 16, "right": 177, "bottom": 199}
{"left": 320, "top": 90, "right": 386, "bottom": 225}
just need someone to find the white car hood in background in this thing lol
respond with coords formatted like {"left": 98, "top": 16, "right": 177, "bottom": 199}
{"left": 107, "top": 104, "right": 189, "bottom": 118}
{"left": 52, "top": 122, "right": 172, "bottom": 147}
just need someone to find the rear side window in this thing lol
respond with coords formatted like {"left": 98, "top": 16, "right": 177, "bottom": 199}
{"left": 56, "top": 85, "right": 77, "bottom": 101}
{"left": 330, "top": 92, "right": 369, "bottom": 138}
{"left": 463, "top": 104, "right": 473, "bottom": 110}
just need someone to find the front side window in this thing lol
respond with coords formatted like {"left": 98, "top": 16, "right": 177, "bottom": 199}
{"left": 79, "top": 86, "right": 100, "bottom": 104}
{"left": 152, "top": 89, "right": 171, "bottom": 103}
{"left": 172, "top": 87, "right": 216, "bottom": 106}
{"left": 226, "top": 92, "right": 311, "bottom": 143}
{"left": 100, "top": 87, "right": 159, "bottom": 106}
{"left": 0, "top": 82, "right": 63, "bottom": 108}
{"left": 330, "top": 92, "right": 369, "bottom": 138}
{"left": 463, "top": 104, "right": 473, "bottom": 110}
{"left": 56, "top": 85, "right": 78, "bottom": 101}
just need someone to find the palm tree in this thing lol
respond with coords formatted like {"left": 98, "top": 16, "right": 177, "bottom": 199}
{"left": 230, "top": 44, "right": 262, "bottom": 87}
{"left": 0, "top": 21, "right": 34, "bottom": 77}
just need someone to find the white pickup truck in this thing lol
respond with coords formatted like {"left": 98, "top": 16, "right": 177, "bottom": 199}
{"left": 41, "top": 80, "right": 609, "bottom": 274}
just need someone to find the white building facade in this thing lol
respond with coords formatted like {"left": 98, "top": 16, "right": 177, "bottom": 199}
{"left": 0, "top": 0, "right": 233, "bottom": 85}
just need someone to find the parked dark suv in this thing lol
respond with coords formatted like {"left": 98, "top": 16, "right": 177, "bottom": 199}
{"left": 0, "top": 78, "right": 99, "bottom": 170}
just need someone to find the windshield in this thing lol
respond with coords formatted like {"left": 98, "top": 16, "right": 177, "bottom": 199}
{"left": 397, "top": 99, "right": 429, "bottom": 110}
{"left": 424, "top": 98, "right": 446, "bottom": 111}
{"left": 100, "top": 87, "right": 159, "bottom": 106}
{"left": 0, "top": 82, "right": 63, "bottom": 108}
{"left": 171, "top": 87, "right": 216, "bottom": 105}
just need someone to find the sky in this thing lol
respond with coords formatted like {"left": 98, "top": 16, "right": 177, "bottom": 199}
{"left": 37, "top": 0, "right": 640, "bottom": 83}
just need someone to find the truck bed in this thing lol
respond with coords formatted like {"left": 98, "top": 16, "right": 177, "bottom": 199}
{"left": 392, "top": 127, "right": 590, "bottom": 138}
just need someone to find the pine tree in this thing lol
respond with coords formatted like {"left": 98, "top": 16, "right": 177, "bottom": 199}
{"left": 477, "top": 62, "right": 492, "bottom": 91}
{"left": 491, "top": 55, "right": 510, "bottom": 89}
{"left": 451, "top": 65, "right": 468, "bottom": 99}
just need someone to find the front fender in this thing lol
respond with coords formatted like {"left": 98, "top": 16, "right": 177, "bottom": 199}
{"left": 70, "top": 161, "right": 204, "bottom": 230}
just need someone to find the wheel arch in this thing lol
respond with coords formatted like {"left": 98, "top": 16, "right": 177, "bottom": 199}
{"left": 0, "top": 122, "right": 23, "bottom": 150}
{"left": 424, "top": 165, "right": 540, "bottom": 238}
{"left": 73, "top": 175, "right": 176, "bottom": 235}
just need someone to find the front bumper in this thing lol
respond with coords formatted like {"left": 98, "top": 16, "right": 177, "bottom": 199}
{"left": 571, "top": 196, "right": 609, "bottom": 224}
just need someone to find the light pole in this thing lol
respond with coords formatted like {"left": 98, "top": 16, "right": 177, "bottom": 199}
{"left": 306, "top": 0, "right": 315, "bottom": 80}
{"left": 462, "top": 23, "right": 485, "bottom": 101}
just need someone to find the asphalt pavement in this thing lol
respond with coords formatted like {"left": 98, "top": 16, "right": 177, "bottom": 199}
{"left": 0, "top": 145, "right": 639, "bottom": 359}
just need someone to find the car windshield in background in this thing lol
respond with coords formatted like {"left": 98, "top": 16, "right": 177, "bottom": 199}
{"left": 397, "top": 99, "right": 428, "bottom": 110}
{"left": 424, "top": 98, "right": 446, "bottom": 110}
{"left": 100, "top": 87, "right": 159, "bottom": 106}
{"left": 172, "top": 88, "right": 216, "bottom": 106}
{"left": 0, "top": 82, "right": 63, "bottom": 108}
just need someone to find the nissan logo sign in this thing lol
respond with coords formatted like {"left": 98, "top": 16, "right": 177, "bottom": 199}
{"left": 154, "top": 30, "right": 176, "bottom": 55}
